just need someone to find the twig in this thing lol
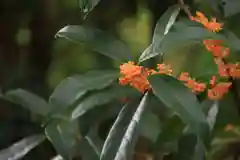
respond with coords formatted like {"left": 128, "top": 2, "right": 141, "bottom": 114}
{"left": 178, "top": 0, "right": 192, "bottom": 18}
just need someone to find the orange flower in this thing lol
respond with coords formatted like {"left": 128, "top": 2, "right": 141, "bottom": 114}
{"left": 208, "top": 82, "right": 232, "bottom": 100}
{"left": 179, "top": 72, "right": 206, "bottom": 93}
{"left": 178, "top": 72, "right": 190, "bottom": 82}
{"left": 156, "top": 64, "right": 173, "bottom": 75}
{"left": 119, "top": 61, "right": 150, "bottom": 93}
{"left": 203, "top": 39, "right": 230, "bottom": 58}
{"left": 191, "top": 11, "right": 223, "bottom": 32}
{"left": 214, "top": 58, "right": 229, "bottom": 77}
{"left": 227, "top": 63, "right": 240, "bottom": 78}
{"left": 210, "top": 76, "right": 217, "bottom": 87}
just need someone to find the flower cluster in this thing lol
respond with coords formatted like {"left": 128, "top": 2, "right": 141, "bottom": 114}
{"left": 119, "top": 62, "right": 172, "bottom": 93}
{"left": 119, "top": 11, "right": 239, "bottom": 100}
{"left": 190, "top": 11, "right": 223, "bottom": 32}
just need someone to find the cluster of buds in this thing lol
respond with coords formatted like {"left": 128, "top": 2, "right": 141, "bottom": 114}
{"left": 119, "top": 11, "right": 240, "bottom": 100}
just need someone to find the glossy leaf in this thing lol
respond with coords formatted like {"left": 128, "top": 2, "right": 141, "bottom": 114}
{"left": 160, "top": 26, "right": 227, "bottom": 53}
{"left": 78, "top": 0, "right": 100, "bottom": 17}
{"left": 100, "top": 100, "right": 139, "bottom": 160}
{"left": 71, "top": 86, "right": 140, "bottom": 119}
{"left": 0, "top": 134, "right": 45, "bottom": 160}
{"left": 49, "top": 70, "right": 119, "bottom": 109}
{"left": 206, "top": 101, "right": 219, "bottom": 131}
{"left": 45, "top": 120, "right": 78, "bottom": 160}
{"left": 86, "top": 126, "right": 103, "bottom": 157}
{"left": 5, "top": 89, "right": 49, "bottom": 116}
{"left": 114, "top": 92, "right": 149, "bottom": 160}
{"left": 56, "top": 25, "right": 131, "bottom": 60}
{"left": 138, "top": 5, "right": 181, "bottom": 62}
{"left": 148, "top": 75, "right": 207, "bottom": 136}
{"left": 153, "top": 5, "right": 181, "bottom": 44}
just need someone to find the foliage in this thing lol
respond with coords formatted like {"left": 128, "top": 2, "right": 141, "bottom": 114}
{"left": 1, "top": 0, "right": 240, "bottom": 160}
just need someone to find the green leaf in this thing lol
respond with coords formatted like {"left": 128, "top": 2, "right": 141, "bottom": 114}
{"left": 78, "top": 0, "right": 100, "bottom": 17}
{"left": 139, "top": 109, "right": 161, "bottom": 143}
{"left": 138, "top": 44, "right": 157, "bottom": 63}
{"left": 160, "top": 27, "right": 227, "bottom": 54}
{"left": 0, "top": 134, "right": 45, "bottom": 160}
{"left": 114, "top": 92, "right": 149, "bottom": 160}
{"left": 45, "top": 120, "right": 78, "bottom": 160}
{"left": 49, "top": 70, "right": 119, "bottom": 109}
{"left": 100, "top": 100, "right": 139, "bottom": 160}
{"left": 222, "top": 0, "right": 240, "bottom": 17}
{"left": 56, "top": 25, "right": 131, "bottom": 61}
{"left": 86, "top": 126, "right": 103, "bottom": 157}
{"left": 175, "top": 134, "right": 198, "bottom": 160}
{"left": 152, "top": 5, "right": 181, "bottom": 45}
{"left": 5, "top": 89, "right": 49, "bottom": 116}
{"left": 138, "top": 5, "right": 181, "bottom": 62}
{"left": 153, "top": 115, "right": 185, "bottom": 159}
{"left": 77, "top": 138, "right": 99, "bottom": 160}
{"left": 71, "top": 85, "right": 140, "bottom": 120}
{"left": 206, "top": 101, "right": 219, "bottom": 131}
{"left": 148, "top": 75, "right": 207, "bottom": 136}
{"left": 78, "top": 102, "right": 122, "bottom": 137}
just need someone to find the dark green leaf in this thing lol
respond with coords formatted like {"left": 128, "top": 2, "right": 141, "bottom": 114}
{"left": 78, "top": 102, "right": 122, "bottom": 137}
{"left": 0, "top": 134, "right": 45, "bottom": 160}
{"left": 78, "top": 0, "right": 100, "bottom": 17}
{"left": 100, "top": 101, "right": 139, "bottom": 160}
{"left": 174, "top": 133, "right": 198, "bottom": 160}
{"left": 138, "top": 44, "right": 157, "bottom": 63}
{"left": 77, "top": 138, "right": 99, "bottom": 160}
{"left": 192, "top": 140, "right": 206, "bottom": 160}
{"left": 45, "top": 120, "right": 78, "bottom": 160}
{"left": 71, "top": 86, "right": 140, "bottom": 120}
{"left": 86, "top": 126, "right": 103, "bottom": 157}
{"left": 153, "top": 115, "right": 185, "bottom": 159}
{"left": 139, "top": 109, "right": 161, "bottom": 142}
{"left": 138, "top": 5, "right": 181, "bottom": 62}
{"left": 153, "top": 5, "right": 181, "bottom": 45}
{"left": 148, "top": 75, "right": 207, "bottom": 136}
{"left": 222, "top": 0, "right": 240, "bottom": 17}
{"left": 5, "top": 89, "right": 49, "bottom": 116}
{"left": 49, "top": 70, "right": 119, "bottom": 109}
{"left": 56, "top": 25, "right": 131, "bottom": 60}
{"left": 114, "top": 92, "right": 149, "bottom": 160}
{"left": 160, "top": 27, "right": 227, "bottom": 54}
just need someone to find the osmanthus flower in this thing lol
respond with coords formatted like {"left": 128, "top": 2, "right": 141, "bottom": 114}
{"left": 227, "top": 63, "right": 240, "bottom": 78}
{"left": 207, "top": 76, "right": 232, "bottom": 100}
{"left": 178, "top": 72, "right": 206, "bottom": 93}
{"left": 190, "top": 11, "right": 223, "bottom": 32}
{"left": 119, "top": 62, "right": 173, "bottom": 93}
{"left": 156, "top": 64, "right": 173, "bottom": 75}
{"left": 149, "top": 64, "right": 173, "bottom": 76}
{"left": 119, "top": 61, "right": 150, "bottom": 93}
{"left": 214, "top": 58, "right": 229, "bottom": 77}
{"left": 203, "top": 39, "right": 230, "bottom": 58}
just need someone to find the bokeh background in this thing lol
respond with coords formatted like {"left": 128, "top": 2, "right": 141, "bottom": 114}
{"left": 1, "top": 0, "right": 240, "bottom": 159}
